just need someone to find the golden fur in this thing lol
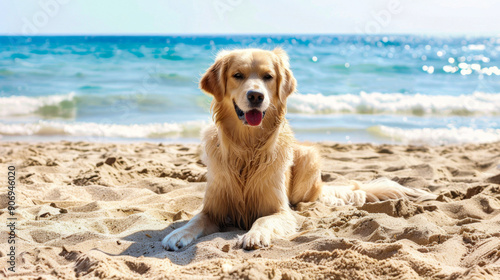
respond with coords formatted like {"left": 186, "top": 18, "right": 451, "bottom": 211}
{"left": 162, "top": 48, "right": 436, "bottom": 251}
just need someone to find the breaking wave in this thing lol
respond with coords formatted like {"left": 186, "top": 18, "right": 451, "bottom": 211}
{"left": 288, "top": 92, "right": 500, "bottom": 116}
{"left": 0, "top": 120, "right": 208, "bottom": 139}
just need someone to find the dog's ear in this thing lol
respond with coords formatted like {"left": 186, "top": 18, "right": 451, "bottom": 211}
{"left": 200, "top": 52, "right": 229, "bottom": 102}
{"left": 273, "top": 48, "right": 297, "bottom": 100}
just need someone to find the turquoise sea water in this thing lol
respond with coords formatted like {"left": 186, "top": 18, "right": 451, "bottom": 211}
{"left": 1, "top": 35, "right": 499, "bottom": 144}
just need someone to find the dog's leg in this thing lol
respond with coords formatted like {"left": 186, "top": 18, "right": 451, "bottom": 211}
{"left": 162, "top": 212, "right": 219, "bottom": 251}
{"left": 238, "top": 209, "right": 297, "bottom": 250}
{"left": 288, "top": 145, "right": 323, "bottom": 205}
{"left": 320, "top": 178, "right": 437, "bottom": 207}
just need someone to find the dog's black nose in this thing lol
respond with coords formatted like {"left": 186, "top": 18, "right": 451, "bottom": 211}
{"left": 247, "top": 90, "right": 264, "bottom": 107}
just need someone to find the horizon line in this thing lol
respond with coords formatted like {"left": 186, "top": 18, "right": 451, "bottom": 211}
{"left": 1, "top": 32, "right": 499, "bottom": 37}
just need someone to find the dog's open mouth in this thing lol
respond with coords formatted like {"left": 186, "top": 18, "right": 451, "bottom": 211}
{"left": 233, "top": 101, "right": 266, "bottom": 126}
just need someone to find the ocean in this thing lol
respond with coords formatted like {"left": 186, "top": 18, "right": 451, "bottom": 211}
{"left": 1, "top": 35, "right": 499, "bottom": 145}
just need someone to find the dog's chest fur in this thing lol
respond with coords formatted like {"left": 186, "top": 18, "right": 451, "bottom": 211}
{"left": 201, "top": 124, "right": 294, "bottom": 229}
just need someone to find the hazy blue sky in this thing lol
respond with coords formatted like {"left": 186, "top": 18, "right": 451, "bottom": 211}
{"left": 1, "top": 0, "right": 499, "bottom": 35}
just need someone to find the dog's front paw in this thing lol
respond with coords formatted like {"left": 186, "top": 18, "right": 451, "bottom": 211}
{"left": 238, "top": 229, "right": 271, "bottom": 250}
{"left": 161, "top": 228, "right": 196, "bottom": 251}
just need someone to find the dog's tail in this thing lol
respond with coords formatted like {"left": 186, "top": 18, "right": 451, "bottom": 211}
{"left": 319, "top": 177, "right": 436, "bottom": 207}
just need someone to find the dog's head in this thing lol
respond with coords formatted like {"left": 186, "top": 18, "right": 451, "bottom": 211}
{"left": 200, "top": 48, "right": 296, "bottom": 127}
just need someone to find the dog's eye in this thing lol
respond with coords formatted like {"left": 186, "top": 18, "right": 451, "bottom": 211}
{"left": 233, "top": 73, "right": 244, "bottom": 79}
{"left": 263, "top": 74, "right": 273, "bottom": 80}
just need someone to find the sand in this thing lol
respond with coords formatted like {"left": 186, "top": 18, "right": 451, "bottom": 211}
{"left": 1, "top": 141, "right": 500, "bottom": 279}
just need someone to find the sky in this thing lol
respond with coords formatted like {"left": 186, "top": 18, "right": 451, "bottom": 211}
{"left": 0, "top": 0, "right": 499, "bottom": 36}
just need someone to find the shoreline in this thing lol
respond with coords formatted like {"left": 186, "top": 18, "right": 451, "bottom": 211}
{"left": 2, "top": 138, "right": 500, "bottom": 147}
{"left": 1, "top": 141, "right": 499, "bottom": 279}
{"left": 3, "top": 136, "right": 500, "bottom": 146}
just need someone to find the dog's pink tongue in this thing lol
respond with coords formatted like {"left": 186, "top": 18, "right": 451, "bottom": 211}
{"left": 245, "top": 109, "right": 263, "bottom": 126}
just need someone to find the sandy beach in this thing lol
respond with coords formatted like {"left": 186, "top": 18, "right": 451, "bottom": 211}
{"left": 1, "top": 141, "right": 500, "bottom": 279}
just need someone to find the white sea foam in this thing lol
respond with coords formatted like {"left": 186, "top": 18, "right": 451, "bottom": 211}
{"left": 288, "top": 92, "right": 500, "bottom": 116}
{"left": 3, "top": 92, "right": 500, "bottom": 118}
{"left": 0, "top": 120, "right": 209, "bottom": 139}
{"left": 2, "top": 120, "right": 498, "bottom": 145}
{"left": 0, "top": 93, "right": 76, "bottom": 117}
{"left": 369, "top": 125, "right": 500, "bottom": 145}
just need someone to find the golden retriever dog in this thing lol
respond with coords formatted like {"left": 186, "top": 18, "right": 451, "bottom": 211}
{"left": 162, "top": 48, "right": 435, "bottom": 251}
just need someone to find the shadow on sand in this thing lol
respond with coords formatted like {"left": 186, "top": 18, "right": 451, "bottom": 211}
{"left": 115, "top": 220, "right": 245, "bottom": 265}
